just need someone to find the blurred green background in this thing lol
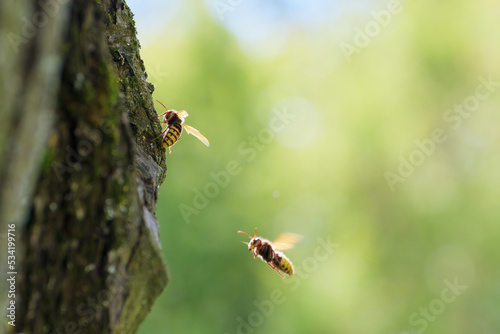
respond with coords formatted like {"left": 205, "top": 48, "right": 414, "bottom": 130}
{"left": 129, "top": 1, "right": 500, "bottom": 333}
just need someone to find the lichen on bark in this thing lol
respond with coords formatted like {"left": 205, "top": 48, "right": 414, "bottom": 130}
{"left": 1, "top": 0, "right": 169, "bottom": 333}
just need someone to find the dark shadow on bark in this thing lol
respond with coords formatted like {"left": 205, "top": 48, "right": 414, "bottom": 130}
{"left": 0, "top": 0, "right": 168, "bottom": 333}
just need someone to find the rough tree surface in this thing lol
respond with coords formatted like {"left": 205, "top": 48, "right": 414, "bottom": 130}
{"left": 0, "top": 0, "right": 168, "bottom": 333}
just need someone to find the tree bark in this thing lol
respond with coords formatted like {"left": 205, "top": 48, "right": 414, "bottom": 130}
{"left": 0, "top": 0, "right": 168, "bottom": 333}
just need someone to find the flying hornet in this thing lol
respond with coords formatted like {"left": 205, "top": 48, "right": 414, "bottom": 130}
{"left": 152, "top": 100, "right": 209, "bottom": 153}
{"left": 238, "top": 228, "right": 301, "bottom": 278}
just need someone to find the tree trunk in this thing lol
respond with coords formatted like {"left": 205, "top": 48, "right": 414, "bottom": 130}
{"left": 0, "top": 0, "right": 168, "bottom": 333}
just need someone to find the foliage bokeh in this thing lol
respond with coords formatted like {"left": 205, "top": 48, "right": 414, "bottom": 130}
{"left": 132, "top": 1, "right": 500, "bottom": 333}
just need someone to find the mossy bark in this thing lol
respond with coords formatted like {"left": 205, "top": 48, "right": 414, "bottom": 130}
{"left": 0, "top": 0, "right": 168, "bottom": 333}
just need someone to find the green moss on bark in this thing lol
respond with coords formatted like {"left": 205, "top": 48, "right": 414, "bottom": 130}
{"left": 14, "top": 0, "right": 168, "bottom": 333}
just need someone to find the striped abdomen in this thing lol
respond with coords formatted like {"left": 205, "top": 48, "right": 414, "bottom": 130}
{"left": 258, "top": 243, "right": 294, "bottom": 276}
{"left": 273, "top": 252, "right": 294, "bottom": 276}
{"left": 162, "top": 121, "right": 183, "bottom": 148}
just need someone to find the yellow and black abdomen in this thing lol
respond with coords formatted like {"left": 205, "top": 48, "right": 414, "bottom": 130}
{"left": 162, "top": 121, "right": 183, "bottom": 148}
{"left": 275, "top": 252, "right": 294, "bottom": 276}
